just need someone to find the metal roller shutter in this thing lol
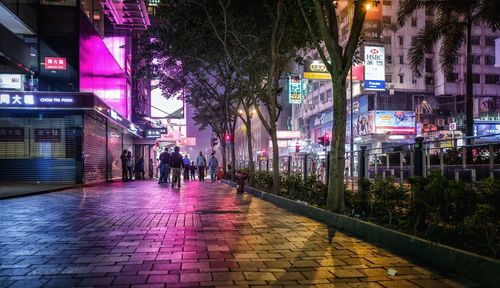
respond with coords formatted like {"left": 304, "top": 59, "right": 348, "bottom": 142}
{"left": 83, "top": 114, "right": 106, "bottom": 183}
{"left": 107, "top": 123, "right": 123, "bottom": 180}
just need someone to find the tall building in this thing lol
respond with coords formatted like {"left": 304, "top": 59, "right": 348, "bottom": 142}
{"left": 292, "top": 0, "right": 500, "bottom": 156}
{"left": 0, "top": 0, "right": 150, "bottom": 184}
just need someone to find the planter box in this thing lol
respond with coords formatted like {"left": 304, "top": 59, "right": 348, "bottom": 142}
{"left": 222, "top": 180, "right": 500, "bottom": 287}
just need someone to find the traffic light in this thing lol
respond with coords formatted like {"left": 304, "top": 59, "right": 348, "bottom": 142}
{"left": 324, "top": 133, "right": 330, "bottom": 146}
{"left": 295, "top": 144, "right": 300, "bottom": 153}
{"left": 225, "top": 133, "right": 231, "bottom": 143}
{"left": 318, "top": 135, "right": 325, "bottom": 146}
{"left": 211, "top": 137, "right": 218, "bottom": 147}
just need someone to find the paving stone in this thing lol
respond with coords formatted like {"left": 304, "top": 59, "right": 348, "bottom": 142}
{"left": 0, "top": 181, "right": 479, "bottom": 288}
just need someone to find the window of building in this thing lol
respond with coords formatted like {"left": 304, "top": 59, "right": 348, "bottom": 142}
{"left": 399, "top": 75, "right": 404, "bottom": 83}
{"left": 386, "top": 55, "right": 392, "bottom": 64}
{"left": 383, "top": 16, "right": 391, "bottom": 24}
{"left": 446, "top": 73, "right": 459, "bottom": 82}
{"left": 386, "top": 75, "right": 392, "bottom": 83}
{"left": 411, "top": 18, "right": 417, "bottom": 27}
{"left": 485, "top": 74, "right": 499, "bottom": 84}
{"left": 383, "top": 37, "right": 392, "bottom": 44}
{"left": 398, "top": 36, "right": 404, "bottom": 47}
{"left": 399, "top": 55, "right": 404, "bottom": 64}
{"left": 472, "top": 74, "right": 480, "bottom": 84}
{"left": 472, "top": 55, "right": 481, "bottom": 65}
{"left": 471, "top": 36, "right": 480, "bottom": 46}
{"left": 485, "top": 36, "right": 495, "bottom": 46}
{"left": 383, "top": 0, "right": 391, "bottom": 5}
{"left": 425, "top": 58, "right": 433, "bottom": 73}
{"left": 425, "top": 77, "right": 434, "bottom": 85}
{"left": 485, "top": 55, "right": 495, "bottom": 65}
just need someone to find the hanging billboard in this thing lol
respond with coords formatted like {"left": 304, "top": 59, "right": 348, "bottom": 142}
{"left": 374, "top": 111, "right": 416, "bottom": 135}
{"left": 303, "top": 60, "right": 331, "bottom": 80}
{"left": 150, "top": 80, "right": 184, "bottom": 118}
{"left": 364, "top": 46, "right": 385, "bottom": 91}
{"left": 288, "top": 74, "right": 302, "bottom": 104}
{"left": 362, "top": 2, "right": 382, "bottom": 41}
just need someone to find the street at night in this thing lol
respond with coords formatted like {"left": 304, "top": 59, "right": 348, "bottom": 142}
{"left": 1, "top": 0, "right": 499, "bottom": 287}
{"left": 0, "top": 181, "right": 481, "bottom": 287}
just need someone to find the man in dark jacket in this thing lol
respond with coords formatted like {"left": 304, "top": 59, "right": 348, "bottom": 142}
{"left": 120, "top": 150, "right": 128, "bottom": 181}
{"left": 158, "top": 147, "right": 171, "bottom": 184}
{"left": 170, "top": 146, "right": 184, "bottom": 189}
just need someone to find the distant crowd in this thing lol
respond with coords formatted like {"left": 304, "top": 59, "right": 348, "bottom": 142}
{"left": 120, "top": 147, "right": 219, "bottom": 187}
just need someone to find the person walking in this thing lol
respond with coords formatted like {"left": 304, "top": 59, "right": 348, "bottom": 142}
{"left": 126, "top": 151, "right": 134, "bottom": 181}
{"left": 170, "top": 146, "right": 184, "bottom": 189}
{"left": 189, "top": 161, "right": 196, "bottom": 180}
{"left": 182, "top": 154, "right": 190, "bottom": 181}
{"left": 208, "top": 152, "right": 219, "bottom": 183}
{"left": 158, "top": 147, "right": 171, "bottom": 184}
{"left": 138, "top": 157, "right": 145, "bottom": 179}
{"left": 120, "top": 150, "right": 128, "bottom": 181}
{"left": 149, "top": 158, "right": 154, "bottom": 179}
{"left": 196, "top": 151, "right": 206, "bottom": 181}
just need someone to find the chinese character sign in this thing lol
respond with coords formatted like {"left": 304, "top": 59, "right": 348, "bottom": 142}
{"left": 288, "top": 74, "right": 302, "bottom": 104}
{"left": 364, "top": 46, "right": 385, "bottom": 91}
{"left": 44, "top": 57, "right": 67, "bottom": 70}
{"left": 0, "top": 127, "right": 24, "bottom": 142}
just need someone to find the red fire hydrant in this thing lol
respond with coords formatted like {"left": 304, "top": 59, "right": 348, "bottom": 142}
{"left": 235, "top": 172, "right": 248, "bottom": 193}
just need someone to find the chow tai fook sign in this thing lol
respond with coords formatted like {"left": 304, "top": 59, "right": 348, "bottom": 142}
{"left": 0, "top": 93, "right": 94, "bottom": 108}
{"left": 364, "top": 46, "right": 385, "bottom": 91}
{"left": 44, "top": 57, "right": 67, "bottom": 70}
{"left": 374, "top": 111, "right": 416, "bottom": 135}
{"left": 288, "top": 74, "right": 302, "bottom": 104}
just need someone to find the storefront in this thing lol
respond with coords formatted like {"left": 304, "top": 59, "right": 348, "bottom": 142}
{"left": 0, "top": 92, "right": 142, "bottom": 184}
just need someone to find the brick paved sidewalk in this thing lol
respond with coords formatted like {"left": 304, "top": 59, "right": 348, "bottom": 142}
{"left": 0, "top": 180, "right": 480, "bottom": 287}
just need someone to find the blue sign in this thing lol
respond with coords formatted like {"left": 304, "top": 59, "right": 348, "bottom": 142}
{"left": 364, "top": 80, "right": 385, "bottom": 90}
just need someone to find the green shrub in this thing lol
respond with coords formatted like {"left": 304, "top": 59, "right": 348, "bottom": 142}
{"left": 251, "top": 171, "right": 273, "bottom": 192}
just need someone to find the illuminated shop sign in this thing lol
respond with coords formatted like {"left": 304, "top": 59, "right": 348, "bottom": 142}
{"left": 0, "top": 74, "right": 23, "bottom": 90}
{"left": 288, "top": 74, "right": 302, "bottom": 104}
{"left": 0, "top": 93, "right": 93, "bottom": 108}
{"left": 44, "top": 57, "right": 67, "bottom": 70}
{"left": 364, "top": 46, "right": 385, "bottom": 91}
{"left": 474, "top": 123, "right": 500, "bottom": 139}
{"left": 276, "top": 130, "right": 301, "bottom": 139}
{"left": 303, "top": 60, "right": 332, "bottom": 80}
{"left": 144, "top": 129, "right": 163, "bottom": 139}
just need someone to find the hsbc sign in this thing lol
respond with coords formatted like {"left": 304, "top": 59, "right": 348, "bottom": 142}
{"left": 364, "top": 46, "right": 385, "bottom": 91}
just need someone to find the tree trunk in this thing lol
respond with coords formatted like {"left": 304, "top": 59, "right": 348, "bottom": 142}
{"left": 465, "top": 20, "right": 474, "bottom": 162}
{"left": 230, "top": 131, "right": 236, "bottom": 181}
{"left": 220, "top": 137, "right": 227, "bottom": 177}
{"left": 465, "top": 21, "right": 473, "bottom": 138}
{"left": 246, "top": 117, "right": 254, "bottom": 184}
{"left": 327, "top": 79, "right": 347, "bottom": 212}
{"left": 270, "top": 127, "right": 280, "bottom": 195}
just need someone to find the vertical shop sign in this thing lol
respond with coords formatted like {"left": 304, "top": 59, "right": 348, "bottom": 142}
{"left": 288, "top": 73, "right": 302, "bottom": 104}
{"left": 364, "top": 46, "right": 385, "bottom": 91}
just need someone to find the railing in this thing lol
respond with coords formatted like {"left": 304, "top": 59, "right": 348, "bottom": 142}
{"left": 235, "top": 134, "right": 500, "bottom": 187}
